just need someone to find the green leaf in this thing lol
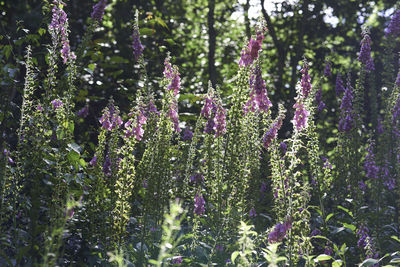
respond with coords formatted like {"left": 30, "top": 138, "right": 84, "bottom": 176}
{"left": 337, "top": 205, "right": 353, "bottom": 217}
{"left": 316, "top": 254, "right": 332, "bottom": 261}
{"left": 3, "top": 45, "right": 12, "bottom": 60}
{"left": 67, "top": 143, "right": 81, "bottom": 154}
{"left": 360, "top": 258, "right": 379, "bottom": 266}
{"left": 38, "top": 28, "right": 46, "bottom": 36}
{"left": 140, "top": 27, "right": 153, "bottom": 36}
{"left": 155, "top": 16, "right": 168, "bottom": 29}
{"left": 231, "top": 251, "right": 240, "bottom": 264}
{"left": 391, "top": 236, "right": 400, "bottom": 243}
{"left": 326, "top": 213, "right": 335, "bottom": 222}
{"left": 342, "top": 222, "right": 356, "bottom": 232}
{"left": 333, "top": 260, "right": 343, "bottom": 267}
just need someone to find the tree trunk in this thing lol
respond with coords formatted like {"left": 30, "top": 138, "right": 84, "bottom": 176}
{"left": 207, "top": 0, "right": 217, "bottom": 87}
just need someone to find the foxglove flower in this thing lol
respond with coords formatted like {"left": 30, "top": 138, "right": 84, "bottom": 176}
{"left": 171, "top": 256, "right": 183, "bottom": 265}
{"left": 385, "top": 9, "right": 400, "bottom": 37}
{"left": 201, "top": 96, "right": 215, "bottom": 119}
{"left": 315, "top": 87, "right": 326, "bottom": 112}
{"left": 300, "top": 62, "right": 312, "bottom": 98}
{"left": 164, "top": 57, "right": 181, "bottom": 96}
{"left": 132, "top": 29, "right": 144, "bottom": 62}
{"left": 358, "top": 33, "right": 375, "bottom": 71}
{"left": 214, "top": 106, "right": 226, "bottom": 137}
{"left": 293, "top": 102, "right": 309, "bottom": 131}
{"left": 239, "top": 30, "right": 265, "bottom": 67}
{"left": 364, "top": 144, "right": 379, "bottom": 180}
{"left": 125, "top": 108, "right": 147, "bottom": 141}
{"left": 51, "top": 99, "right": 64, "bottom": 110}
{"left": 357, "top": 224, "right": 370, "bottom": 248}
{"left": 89, "top": 155, "right": 97, "bottom": 166}
{"left": 99, "top": 103, "right": 123, "bottom": 131}
{"left": 183, "top": 128, "right": 193, "bottom": 141}
{"left": 49, "top": 1, "right": 75, "bottom": 64}
{"left": 194, "top": 193, "right": 205, "bottom": 216}
{"left": 201, "top": 95, "right": 226, "bottom": 137}
{"left": 147, "top": 100, "right": 159, "bottom": 115}
{"left": 268, "top": 219, "right": 292, "bottom": 243}
{"left": 103, "top": 154, "right": 112, "bottom": 176}
{"left": 77, "top": 105, "right": 89, "bottom": 118}
{"left": 91, "top": 0, "right": 107, "bottom": 22}
{"left": 324, "top": 60, "right": 332, "bottom": 77}
{"left": 263, "top": 117, "right": 283, "bottom": 149}
{"left": 168, "top": 102, "right": 181, "bottom": 133}
{"left": 335, "top": 74, "right": 345, "bottom": 96}
{"left": 246, "top": 66, "right": 272, "bottom": 113}
{"left": 381, "top": 163, "right": 395, "bottom": 190}
{"left": 190, "top": 173, "right": 204, "bottom": 183}
{"left": 279, "top": 142, "right": 287, "bottom": 155}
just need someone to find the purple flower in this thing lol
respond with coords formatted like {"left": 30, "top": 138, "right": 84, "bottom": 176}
{"left": 190, "top": 173, "right": 204, "bottom": 184}
{"left": 315, "top": 87, "right": 326, "bottom": 112}
{"left": 245, "top": 65, "right": 272, "bottom": 113}
{"left": 48, "top": 1, "right": 75, "bottom": 64}
{"left": 168, "top": 102, "right": 181, "bottom": 133}
{"left": 147, "top": 100, "right": 159, "bottom": 115}
{"left": 357, "top": 224, "right": 370, "bottom": 248}
{"left": 216, "top": 244, "right": 224, "bottom": 252}
{"left": 338, "top": 113, "right": 353, "bottom": 133}
{"left": 37, "top": 105, "right": 43, "bottom": 111}
{"left": 164, "top": 57, "right": 180, "bottom": 96}
{"left": 125, "top": 108, "right": 147, "bottom": 140}
{"left": 381, "top": 163, "right": 395, "bottom": 190}
{"left": 171, "top": 256, "right": 183, "bottom": 265}
{"left": 263, "top": 117, "right": 283, "bottom": 149}
{"left": 358, "top": 33, "right": 374, "bottom": 72}
{"left": 268, "top": 219, "right": 292, "bottom": 243}
{"left": 321, "top": 156, "right": 332, "bottom": 169}
{"left": 201, "top": 95, "right": 226, "bottom": 137}
{"left": 249, "top": 207, "right": 257, "bottom": 217}
{"left": 51, "top": 99, "right": 64, "bottom": 110}
{"left": 89, "top": 155, "right": 97, "bottom": 166}
{"left": 364, "top": 144, "right": 379, "bottom": 180}
{"left": 341, "top": 84, "right": 353, "bottom": 111}
{"left": 77, "top": 105, "right": 89, "bottom": 118}
{"left": 132, "top": 29, "right": 144, "bottom": 62}
{"left": 324, "top": 60, "right": 332, "bottom": 77}
{"left": 385, "top": 9, "right": 400, "bottom": 37}
{"left": 279, "top": 142, "right": 287, "bottom": 155}
{"left": 310, "top": 229, "right": 321, "bottom": 236}
{"left": 359, "top": 180, "right": 367, "bottom": 192}
{"left": 335, "top": 74, "right": 345, "bottom": 96}
{"left": 239, "top": 30, "right": 264, "bottom": 67}
{"left": 292, "top": 102, "right": 309, "bottom": 131}
{"left": 194, "top": 193, "right": 205, "bottom": 216}
{"left": 201, "top": 96, "right": 215, "bottom": 119}
{"left": 300, "top": 62, "right": 312, "bottom": 98}
{"left": 99, "top": 103, "right": 123, "bottom": 131}
{"left": 324, "top": 245, "right": 333, "bottom": 256}
{"left": 91, "top": 0, "right": 107, "bottom": 22}
{"left": 183, "top": 128, "right": 193, "bottom": 141}
{"left": 103, "top": 154, "right": 112, "bottom": 176}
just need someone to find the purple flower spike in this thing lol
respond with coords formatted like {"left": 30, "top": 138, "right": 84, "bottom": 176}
{"left": 335, "top": 74, "right": 345, "bottom": 96}
{"left": 168, "top": 102, "right": 181, "bottom": 133}
{"left": 99, "top": 103, "right": 123, "bottom": 131}
{"left": 358, "top": 33, "right": 374, "bottom": 72}
{"left": 385, "top": 9, "right": 400, "bottom": 37}
{"left": 263, "top": 117, "right": 283, "bottom": 149}
{"left": 279, "top": 142, "right": 287, "bottom": 155}
{"left": 103, "top": 154, "right": 112, "bottom": 176}
{"left": 239, "top": 30, "right": 265, "bottom": 67}
{"left": 89, "top": 155, "right": 97, "bottom": 166}
{"left": 183, "top": 128, "right": 193, "bottom": 141}
{"left": 125, "top": 108, "right": 147, "bottom": 141}
{"left": 91, "top": 0, "right": 107, "bottom": 22}
{"left": 164, "top": 57, "right": 181, "bottom": 96}
{"left": 268, "top": 219, "right": 292, "bottom": 243}
{"left": 364, "top": 144, "right": 379, "bottom": 180}
{"left": 132, "top": 29, "right": 144, "bottom": 62}
{"left": 315, "top": 87, "right": 326, "bottom": 112}
{"left": 324, "top": 60, "right": 332, "bottom": 77}
{"left": 246, "top": 65, "right": 272, "bottom": 113}
{"left": 77, "top": 105, "right": 89, "bottom": 118}
{"left": 293, "top": 102, "right": 309, "bottom": 131}
{"left": 51, "top": 99, "right": 64, "bottom": 110}
{"left": 300, "top": 62, "right": 312, "bottom": 98}
{"left": 194, "top": 193, "right": 205, "bottom": 216}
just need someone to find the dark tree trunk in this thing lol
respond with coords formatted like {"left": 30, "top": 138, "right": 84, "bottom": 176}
{"left": 244, "top": 0, "right": 251, "bottom": 39}
{"left": 207, "top": 0, "right": 217, "bottom": 87}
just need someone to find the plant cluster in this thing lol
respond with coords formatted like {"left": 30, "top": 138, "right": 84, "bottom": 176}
{"left": 1, "top": 1, "right": 400, "bottom": 266}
